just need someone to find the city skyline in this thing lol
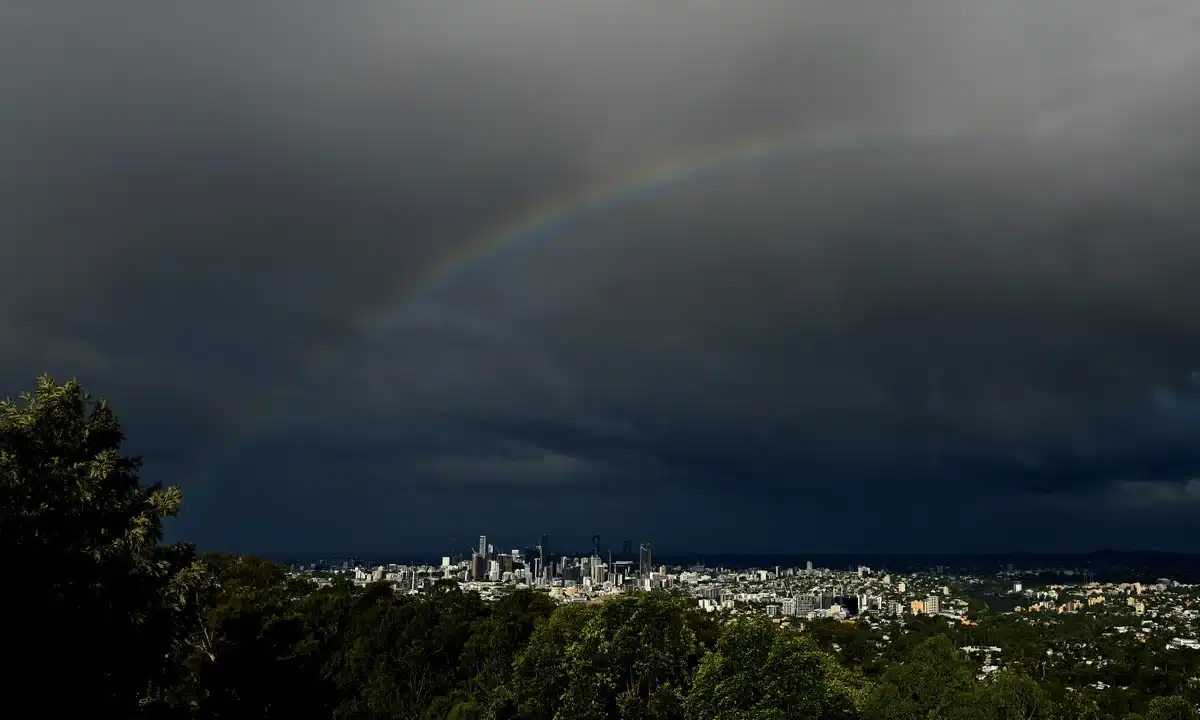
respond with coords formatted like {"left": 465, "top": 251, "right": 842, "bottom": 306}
{"left": 4, "top": 1, "right": 1200, "bottom": 554}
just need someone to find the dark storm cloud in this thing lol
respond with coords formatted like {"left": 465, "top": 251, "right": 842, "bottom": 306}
{"left": 3, "top": 1, "right": 1200, "bottom": 552}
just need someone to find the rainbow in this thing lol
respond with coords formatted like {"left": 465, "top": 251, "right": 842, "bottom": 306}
{"left": 197, "top": 125, "right": 952, "bottom": 481}
{"left": 386, "top": 124, "right": 947, "bottom": 312}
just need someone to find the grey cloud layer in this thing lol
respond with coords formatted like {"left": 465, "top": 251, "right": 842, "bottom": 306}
{"left": 2, "top": 1, "right": 1199, "bottom": 550}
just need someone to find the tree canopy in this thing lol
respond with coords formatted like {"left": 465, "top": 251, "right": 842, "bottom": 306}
{"left": 2, "top": 376, "right": 194, "bottom": 716}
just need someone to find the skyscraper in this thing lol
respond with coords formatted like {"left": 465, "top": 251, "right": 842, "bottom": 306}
{"left": 592, "top": 534, "right": 601, "bottom": 557}
{"left": 479, "top": 535, "right": 488, "bottom": 561}
{"left": 639, "top": 542, "right": 653, "bottom": 576}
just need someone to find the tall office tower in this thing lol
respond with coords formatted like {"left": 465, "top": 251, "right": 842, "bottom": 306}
{"left": 806, "top": 560, "right": 813, "bottom": 574}
{"left": 591, "top": 558, "right": 606, "bottom": 585}
{"left": 639, "top": 542, "right": 653, "bottom": 576}
{"left": 592, "top": 534, "right": 601, "bottom": 557}
{"left": 471, "top": 553, "right": 485, "bottom": 581}
{"left": 479, "top": 535, "right": 488, "bottom": 561}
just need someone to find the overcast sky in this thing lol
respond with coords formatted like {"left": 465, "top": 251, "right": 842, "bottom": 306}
{"left": 3, "top": 1, "right": 1200, "bottom": 556}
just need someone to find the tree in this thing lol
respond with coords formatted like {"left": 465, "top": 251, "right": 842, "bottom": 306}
{"left": 460, "top": 588, "right": 558, "bottom": 696}
{"left": 1, "top": 376, "right": 193, "bottom": 716}
{"left": 168, "top": 553, "right": 347, "bottom": 718}
{"left": 333, "top": 582, "right": 488, "bottom": 719}
{"left": 863, "top": 635, "right": 976, "bottom": 720}
{"left": 1057, "top": 691, "right": 1102, "bottom": 720}
{"left": 1144, "top": 696, "right": 1200, "bottom": 720}
{"left": 952, "top": 670, "right": 1056, "bottom": 720}
{"left": 494, "top": 602, "right": 600, "bottom": 720}
{"left": 684, "top": 606, "right": 722, "bottom": 653}
{"left": 685, "top": 615, "right": 863, "bottom": 720}
{"left": 447, "top": 699, "right": 484, "bottom": 720}
{"left": 556, "top": 592, "right": 699, "bottom": 720}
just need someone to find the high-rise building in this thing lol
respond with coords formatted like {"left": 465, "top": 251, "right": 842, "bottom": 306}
{"left": 639, "top": 542, "right": 653, "bottom": 576}
{"left": 471, "top": 553, "right": 485, "bottom": 581}
{"left": 479, "top": 535, "right": 488, "bottom": 561}
{"left": 924, "top": 595, "right": 941, "bottom": 615}
{"left": 592, "top": 534, "right": 601, "bottom": 557}
{"left": 591, "top": 558, "right": 606, "bottom": 585}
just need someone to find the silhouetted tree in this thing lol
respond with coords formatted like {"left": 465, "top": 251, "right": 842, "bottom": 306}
{"left": 1, "top": 376, "right": 194, "bottom": 716}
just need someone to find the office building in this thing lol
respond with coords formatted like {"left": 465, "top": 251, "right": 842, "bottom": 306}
{"left": 591, "top": 557, "right": 606, "bottom": 585}
{"left": 639, "top": 542, "right": 653, "bottom": 576}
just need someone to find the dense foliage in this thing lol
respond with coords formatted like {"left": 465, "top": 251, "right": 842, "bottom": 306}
{"left": 4, "top": 376, "right": 1200, "bottom": 719}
